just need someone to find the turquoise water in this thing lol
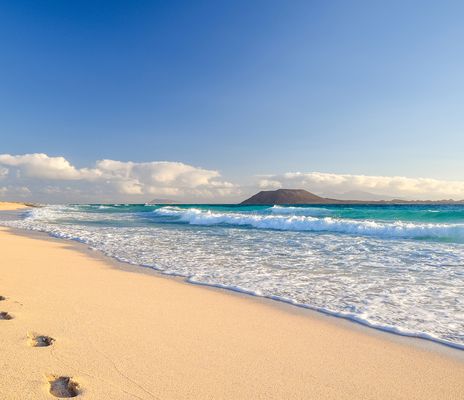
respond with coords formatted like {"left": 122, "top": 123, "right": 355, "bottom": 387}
{"left": 3, "top": 203, "right": 464, "bottom": 348}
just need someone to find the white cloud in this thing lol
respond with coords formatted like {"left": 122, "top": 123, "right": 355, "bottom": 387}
{"left": 0, "top": 153, "right": 236, "bottom": 202}
{"left": 257, "top": 179, "right": 282, "bottom": 190}
{"left": 1, "top": 153, "right": 464, "bottom": 202}
{"left": 0, "top": 185, "right": 31, "bottom": 198}
{"left": 93, "top": 159, "right": 233, "bottom": 195}
{"left": 257, "top": 172, "right": 464, "bottom": 200}
{"left": 0, "top": 167, "right": 8, "bottom": 179}
{"left": 0, "top": 153, "right": 97, "bottom": 180}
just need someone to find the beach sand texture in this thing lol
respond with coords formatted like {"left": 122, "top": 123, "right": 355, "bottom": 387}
{"left": 0, "top": 223, "right": 463, "bottom": 399}
{"left": 0, "top": 202, "right": 29, "bottom": 211}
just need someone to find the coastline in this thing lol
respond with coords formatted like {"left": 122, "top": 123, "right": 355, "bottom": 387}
{"left": 6, "top": 203, "right": 464, "bottom": 352}
{"left": 8, "top": 224, "right": 464, "bottom": 361}
{"left": 1, "top": 221, "right": 463, "bottom": 399}
{"left": 0, "top": 202, "right": 30, "bottom": 210}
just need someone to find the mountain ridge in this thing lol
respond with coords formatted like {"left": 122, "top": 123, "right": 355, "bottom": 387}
{"left": 240, "top": 189, "right": 464, "bottom": 205}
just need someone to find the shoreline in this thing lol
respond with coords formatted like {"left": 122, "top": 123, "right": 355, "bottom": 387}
{"left": 8, "top": 226, "right": 464, "bottom": 360}
{"left": 1, "top": 224, "right": 463, "bottom": 398}
{"left": 0, "top": 201, "right": 31, "bottom": 210}
{"left": 2, "top": 203, "right": 464, "bottom": 356}
{"left": 0, "top": 216, "right": 464, "bottom": 361}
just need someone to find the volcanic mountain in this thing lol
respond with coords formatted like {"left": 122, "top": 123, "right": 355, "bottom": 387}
{"left": 240, "top": 189, "right": 464, "bottom": 205}
{"left": 240, "top": 189, "right": 343, "bottom": 205}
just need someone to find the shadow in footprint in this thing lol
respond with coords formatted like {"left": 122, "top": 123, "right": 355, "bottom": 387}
{"left": 0, "top": 311, "right": 12, "bottom": 320}
{"left": 28, "top": 332, "right": 55, "bottom": 347}
{"left": 0, "top": 296, "right": 5, "bottom": 301}
{"left": 47, "top": 375, "right": 79, "bottom": 398}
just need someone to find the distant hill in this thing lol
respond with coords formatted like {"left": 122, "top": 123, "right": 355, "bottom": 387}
{"left": 240, "top": 189, "right": 464, "bottom": 205}
{"left": 241, "top": 189, "right": 343, "bottom": 205}
{"left": 321, "top": 190, "right": 401, "bottom": 201}
{"left": 146, "top": 198, "right": 178, "bottom": 205}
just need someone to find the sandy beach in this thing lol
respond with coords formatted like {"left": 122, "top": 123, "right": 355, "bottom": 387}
{"left": 0, "top": 207, "right": 463, "bottom": 399}
{"left": 3, "top": 1, "right": 464, "bottom": 397}
{"left": 0, "top": 202, "right": 29, "bottom": 211}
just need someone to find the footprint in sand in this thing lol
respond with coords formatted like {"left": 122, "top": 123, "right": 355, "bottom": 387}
{"left": 47, "top": 375, "right": 79, "bottom": 398}
{"left": 0, "top": 311, "right": 13, "bottom": 320}
{"left": 28, "top": 332, "right": 55, "bottom": 347}
{"left": 0, "top": 295, "right": 5, "bottom": 301}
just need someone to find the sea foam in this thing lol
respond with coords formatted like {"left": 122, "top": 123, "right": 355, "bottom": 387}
{"left": 2, "top": 203, "right": 464, "bottom": 349}
{"left": 153, "top": 206, "right": 464, "bottom": 242}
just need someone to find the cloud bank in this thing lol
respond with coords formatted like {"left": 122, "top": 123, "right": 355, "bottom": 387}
{"left": 1, "top": 153, "right": 464, "bottom": 202}
{"left": 257, "top": 172, "right": 464, "bottom": 200}
{"left": 0, "top": 153, "right": 235, "bottom": 203}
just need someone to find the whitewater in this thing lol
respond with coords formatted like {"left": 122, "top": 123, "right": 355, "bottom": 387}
{"left": 2, "top": 203, "right": 463, "bottom": 348}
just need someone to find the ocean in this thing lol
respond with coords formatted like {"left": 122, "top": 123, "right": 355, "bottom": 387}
{"left": 2, "top": 203, "right": 464, "bottom": 349}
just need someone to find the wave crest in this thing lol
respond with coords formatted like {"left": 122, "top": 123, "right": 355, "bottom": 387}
{"left": 153, "top": 206, "right": 464, "bottom": 241}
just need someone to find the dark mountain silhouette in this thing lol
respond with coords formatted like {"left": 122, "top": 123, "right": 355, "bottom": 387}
{"left": 240, "top": 189, "right": 464, "bottom": 205}
{"left": 241, "top": 189, "right": 343, "bottom": 205}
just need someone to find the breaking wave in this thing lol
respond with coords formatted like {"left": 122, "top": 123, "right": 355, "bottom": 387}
{"left": 2, "top": 203, "right": 464, "bottom": 348}
{"left": 153, "top": 206, "right": 464, "bottom": 242}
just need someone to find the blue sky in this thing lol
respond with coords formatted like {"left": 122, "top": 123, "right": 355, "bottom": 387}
{"left": 1, "top": 1, "right": 464, "bottom": 202}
